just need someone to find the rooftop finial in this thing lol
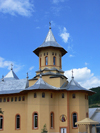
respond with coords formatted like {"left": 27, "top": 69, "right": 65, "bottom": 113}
{"left": 49, "top": 22, "right": 51, "bottom": 29}
{"left": 11, "top": 64, "right": 13, "bottom": 70}
{"left": 72, "top": 69, "right": 74, "bottom": 79}
{"left": 26, "top": 72, "right": 29, "bottom": 79}
{"left": 2, "top": 75, "right": 4, "bottom": 81}
{"left": 40, "top": 69, "right": 42, "bottom": 78}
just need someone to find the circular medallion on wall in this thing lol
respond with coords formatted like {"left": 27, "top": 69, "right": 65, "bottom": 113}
{"left": 60, "top": 114, "right": 67, "bottom": 122}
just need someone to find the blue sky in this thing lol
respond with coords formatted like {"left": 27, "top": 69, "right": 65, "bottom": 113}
{"left": 0, "top": 0, "right": 100, "bottom": 89}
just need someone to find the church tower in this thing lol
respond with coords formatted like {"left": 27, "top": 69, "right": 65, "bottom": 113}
{"left": 29, "top": 27, "right": 68, "bottom": 87}
{"left": 33, "top": 27, "right": 67, "bottom": 70}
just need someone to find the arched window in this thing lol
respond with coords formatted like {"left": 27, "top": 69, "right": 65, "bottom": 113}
{"left": 15, "top": 114, "right": 20, "bottom": 130}
{"left": 0, "top": 115, "right": 3, "bottom": 130}
{"left": 42, "top": 92, "right": 45, "bottom": 98}
{"left": 34, "top": 93, "right": 37, "bottom": 98}
{"left": 62, "top": 93, "right": 64, "bottom": 98}
{"left": 33, "top": 112, "right": 38, "bottom": 129}
{"left": 7, "top": 97, "right": 9, "bottom": 102}
{"left": 40, "top": 58, "right": 41, "bottom": 67}
{"left": 45, "top": 56, "right": 48, "bottom": 65}
{"left": 50, "top": 112, "right": 54, "bottom": 128}
{"left": 72, "top": 113, "right": 77, "bottom": 128}
{"left": 0, "top": 98, "right": 2, "bottom": 102}
{"left": 53, "top": 56, "right": 56, "bottom": 65}
{"left": 72, "top": 94, "right": 76, "bottom": 98}
{"left": 51, "top": 93, "right": 53, "bottom": 98}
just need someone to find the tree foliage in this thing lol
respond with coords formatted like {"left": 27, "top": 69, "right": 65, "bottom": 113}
{"left": 89, "top": 87, "right": 100, "bottom": 107}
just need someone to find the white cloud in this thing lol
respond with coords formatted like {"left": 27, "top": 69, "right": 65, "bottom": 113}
{"left": 69, "top": 54, "right": 74, "bottom": 57}
{"left": 64, "top": 67, "right": 100, "bottom": 89}
{"left": 53, "top": 0, "right": 65, "bottom": 4}
{"left": 36, "top": 27, "right": 40, "bottom": 29}
{"left": 0, "top": 0, "right": 34, "bottom": 16}
{"left": 0, "top": 57, "right": 13, "bottom": 69}
{"left": 29, "top": 66, "right": 34, "bottom": 71}
{"left": 85, "top": 62, "right": 88, "bottom": 66}
{"left": 0, "top": 57, "right": 24, "bottom": 73}
{"left": 60, "top": 27, "right": 70, "bottom": 43}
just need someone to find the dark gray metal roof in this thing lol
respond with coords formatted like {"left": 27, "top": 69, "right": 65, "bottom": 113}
{"left": 89, "top": 108, "right": 100, "bottom": 123}
{"left": 0, "top": 70, "right": 94, "bottom": 95}
{"left": 31, "top": 71, "right": 67, "bottom": 80}
{"left": 89, "top": 108, "right": 97, "bottom": 118}
{"left": 50, "top": 67, "right": 64, "bottom": 72}
{"left": 26, "top": 77, "right": 60, "bottom": 90}
{"left": 33, "top": 28, "right": 67, "bottom": 56}
{"left": 66, "top": 77, "right": 88, "bottom": 91}
{"left": 0, "top": 89, "right": 23, "bottom": 95}
{"left": 0, "top": 79, "right": 29, "bottom": 95}
{"left": 36, "top": 67, "right": 64, "bottom": 73}
{"left": 61, "top": 77, "right": 95, "bottom": 94}
{"left": 4, "top": 69, "right": 19, "bottom": 79}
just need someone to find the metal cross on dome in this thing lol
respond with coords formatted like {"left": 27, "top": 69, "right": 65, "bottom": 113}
{"left": 11, "top": 64, "right": 13, "bottom": 70}
{"left": 2, "top": 75, "right": 4, "bottom": 81}
{"left": 72, "top": 69, "right": 74, "bottom": 78}
{"left": 49, "top": 22, "right": 51, "bottom": 29}
{"left": 26, "top": 72, "right": 29, "bottom": 79}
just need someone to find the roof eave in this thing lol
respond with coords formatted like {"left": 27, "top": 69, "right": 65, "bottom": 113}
{"left": 33, "top": 46, "right": 67, "bottom": 57}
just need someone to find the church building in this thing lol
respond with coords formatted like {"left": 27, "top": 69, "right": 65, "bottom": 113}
{"left": 0, "top": 27, "right": 94, "bottom": 133}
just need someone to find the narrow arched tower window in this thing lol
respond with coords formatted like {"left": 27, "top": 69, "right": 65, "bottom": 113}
{"left": 42, "top": 92, "right": 45, "bottom": 98}
{"left": 16, "top": 115, "right": 20, "bottom": 129}
{"left": 34, "top": 113, "right": 38, "bottom": 128}
{"left": 51, "top": 112, "right": 54, "bottom": 128}
{"left": 0, "top": 116, "right": 3, "bottom": 130}
{"left": 45, "top": 56, "right": 48, "bottom": 65}
{"left": 72, "top": 113, "right": 77, "bottom": 128}
{"left": 53, "top": 56, "right": 56, "bottom": 65}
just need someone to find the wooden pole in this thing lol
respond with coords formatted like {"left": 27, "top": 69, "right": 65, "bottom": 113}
{"left": 88, "top": 125, "right": 90, "bottom": 133}
{"left": 78, "top": 125, "right": 79, "bottom": 133}
{"left": 95, "top": 125, "right": 97, "bottom": 133}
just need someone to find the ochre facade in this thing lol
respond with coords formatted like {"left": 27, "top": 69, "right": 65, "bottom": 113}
{"left": 0, "top": 91, "right": 89, "bottom": 133}
{"left": 0, "top": 28, "right": 93, "bottom": 133}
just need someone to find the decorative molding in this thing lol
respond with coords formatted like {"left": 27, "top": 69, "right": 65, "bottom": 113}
{"left": 60, "top": 114, "right": 67, "bottom": 122}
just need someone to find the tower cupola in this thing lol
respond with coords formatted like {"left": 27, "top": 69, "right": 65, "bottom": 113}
{"left": 33, "top": 28, "right": 67, "bottom": 70}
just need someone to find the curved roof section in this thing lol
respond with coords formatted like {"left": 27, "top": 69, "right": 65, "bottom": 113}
{"left": 33, "top": 28, "right": 67, "bottom": 56}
